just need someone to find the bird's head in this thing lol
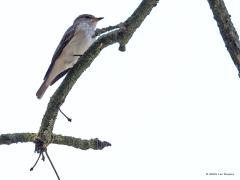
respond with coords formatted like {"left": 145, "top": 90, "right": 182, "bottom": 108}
{"left": 73, "top": 14, "right": 104, "bottom": 26}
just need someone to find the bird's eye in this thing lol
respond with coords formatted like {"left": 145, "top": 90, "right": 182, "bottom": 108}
{"left": 85, "top": 16, "right": 91, "bottom": 19}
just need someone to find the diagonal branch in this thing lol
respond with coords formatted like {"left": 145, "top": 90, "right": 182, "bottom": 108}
{"left": 207, "top": 0, "right": 240, "bottom": 75}
{"left": 37, "top": 0, "right": 159, "bottom": 147}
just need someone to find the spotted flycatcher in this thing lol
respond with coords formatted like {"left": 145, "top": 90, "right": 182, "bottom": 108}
{"left": 36, "top": 14, "right": 103, "bottom": 99}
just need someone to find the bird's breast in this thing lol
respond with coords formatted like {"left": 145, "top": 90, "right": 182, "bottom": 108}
{"left": 60, "top": 26, "right": 95, "bottom": 66}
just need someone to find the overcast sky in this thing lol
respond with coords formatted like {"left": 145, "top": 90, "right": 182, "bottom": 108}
{"left": 0, "top": 0, "right": 240, "bottom": 180}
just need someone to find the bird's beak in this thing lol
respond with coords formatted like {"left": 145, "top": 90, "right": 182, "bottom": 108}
{"left": 96, "top": 17, "right": 104, "bottom": 21}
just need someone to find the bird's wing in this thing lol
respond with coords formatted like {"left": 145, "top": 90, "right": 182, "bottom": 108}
{"left": 50, "top": 68, "right": 71, "bottom": 85}
{"left": 43, "top": 25, "right": 77, "bottom": 80}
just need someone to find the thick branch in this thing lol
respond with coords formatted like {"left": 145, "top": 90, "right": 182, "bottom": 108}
{"left": 37, "top": 0, "right": 159, "bottom": 146}
{"left": 0, "top": 133, "right": 35, "bottom": 145}
{"left": 207, "top": 0, "right": 240, "bottom": 75}
{"left": 52, "top": 135, "right": 111, "bottom": 150}
{"left": 0, "top": 133, "right": 110, "bottom": 150}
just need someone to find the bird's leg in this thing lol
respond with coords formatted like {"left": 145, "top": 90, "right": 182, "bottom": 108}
{"left": 73, "top": 54, "right": 82, "bottom": 57}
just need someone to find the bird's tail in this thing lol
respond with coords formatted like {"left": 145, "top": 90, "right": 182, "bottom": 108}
{"left": 36, "top": 80, "right": 49, "bottom": 99}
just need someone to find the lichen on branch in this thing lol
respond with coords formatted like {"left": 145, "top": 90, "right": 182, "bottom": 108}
{"left": 0, "top": 133, "right": 111, "bottom": 150}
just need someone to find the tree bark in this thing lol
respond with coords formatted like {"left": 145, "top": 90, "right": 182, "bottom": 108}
{"left": 207, "top": 0, "right": 240, "bottom": 75}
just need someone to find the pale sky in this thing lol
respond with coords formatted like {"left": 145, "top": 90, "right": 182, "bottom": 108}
{"left": 0, "top": 0, "right": 240, "bottom": 180}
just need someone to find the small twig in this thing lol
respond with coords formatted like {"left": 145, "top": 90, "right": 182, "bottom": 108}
{"left": 59, "top": 108, "right": 72, "bottom": 122}
{"left": 93, "top": 23, "right": 123, "bottom": 37}
{"left": 30, "top": 152, "right": 42, "bottom": 171}
{"left": 30, "top": 149, "right": 60, "bottom": 180}
{"left": 41, "top": 152, "right": 45, "bottom": 161}
{"left": 45, "top": 150, "right": 61, "bottom": 180}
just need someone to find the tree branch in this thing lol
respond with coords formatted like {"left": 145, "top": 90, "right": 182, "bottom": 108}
{"left": 0, "top": 133, "right": 111, "bottom": 150}
{"left": 52, "top": 135, "right": 111, "bottom": 150}
{"left": 207, "top": 0, "right": 240, "bottom": 75}
{"left": 0, "top": 133, "right": 35, "bottom": 145}
{"left": 0, "top": 1, "right": 159, "bottom": 179}
{"left": 37, "top": 0, "right": 159, "bottom": 147}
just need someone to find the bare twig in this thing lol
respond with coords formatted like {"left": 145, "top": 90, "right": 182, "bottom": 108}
{"left": 93, "top": 23, "right": 124, "bottom": 37}
{"left": 59, "top": 108, "right": 72, "bottom": 122}
{"left": 45, "top": 150, "right": 61, "bottom": 180}
{"left": 30, "top": 152, "right": 42, "bottom": 171}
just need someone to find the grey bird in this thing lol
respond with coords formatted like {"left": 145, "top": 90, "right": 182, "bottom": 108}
{"left": 36, "top": 14, "right": 103, "bottom": 99}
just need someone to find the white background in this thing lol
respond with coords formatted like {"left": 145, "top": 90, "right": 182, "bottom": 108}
{"left": 0, "top": 0, "right": 240, "bottom": 180}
